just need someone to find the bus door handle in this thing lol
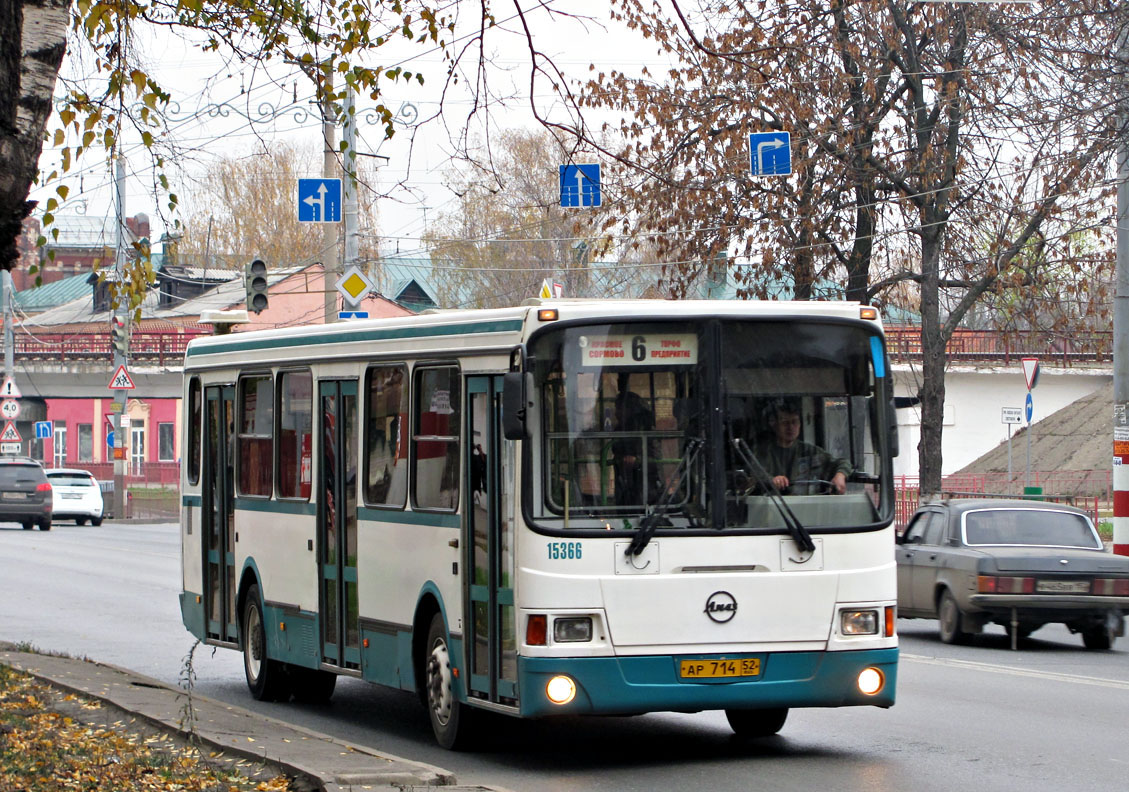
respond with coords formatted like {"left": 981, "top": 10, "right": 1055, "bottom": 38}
{"left": 448, "top": 539, "right": 459, "bottom": 549}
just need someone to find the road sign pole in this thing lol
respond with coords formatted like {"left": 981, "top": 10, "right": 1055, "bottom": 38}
{"left": 1007, "top": 424, "right": 1013, "bottom": 492}
{"left": 1114, "top": 26, "right": 1129, "bottom": 556}
{"left": 322, "top": 78, "right": 339, "bottom": 325}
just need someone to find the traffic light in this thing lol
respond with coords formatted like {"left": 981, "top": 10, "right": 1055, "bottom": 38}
{"left": 246, "top": 259, "right": 268, "bottom": 314}
{"left": 110, "top": 316, "right": 128, "bottom": 358}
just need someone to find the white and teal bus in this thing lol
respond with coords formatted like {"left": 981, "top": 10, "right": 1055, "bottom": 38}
{"left": 179, "top": 299, "right": 899, "bottom": 748}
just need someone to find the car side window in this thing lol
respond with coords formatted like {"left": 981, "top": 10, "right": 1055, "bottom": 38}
{"left": 921, "top": 512, "right": 945, "bottom": 545}
{"left": 904, "top": 513, "right": 930, "bottom": 544}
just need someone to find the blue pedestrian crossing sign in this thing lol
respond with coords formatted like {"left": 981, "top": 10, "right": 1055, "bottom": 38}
{"left": 297, "top": 178, "right": 343, "bottom": 223}
{"left": 559, "top": 164, "right": 601, "bottom": 208}
{"left": 749, "top": 131, "right": 791, "bottom": 176}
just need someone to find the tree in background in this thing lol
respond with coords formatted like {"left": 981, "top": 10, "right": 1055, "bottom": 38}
{"left": 562, "top": 0, "right": 1126, "bottom": 495}
{"left": 423, "top": 128, "right": 657, "bottom": 308}
{"left": 1, "top": 0, "right": 67, "bottom": 277}
{"left": 175, "top": 141, "right": 380, "bottom": 271}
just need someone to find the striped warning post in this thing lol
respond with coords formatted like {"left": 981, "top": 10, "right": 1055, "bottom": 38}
{"left": 1116, "top": 428, "right": 1129, "bottom": 556}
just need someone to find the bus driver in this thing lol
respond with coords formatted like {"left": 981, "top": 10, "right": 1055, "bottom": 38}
{"left": 755, "top": 399, "right": 851, "bottom": 495}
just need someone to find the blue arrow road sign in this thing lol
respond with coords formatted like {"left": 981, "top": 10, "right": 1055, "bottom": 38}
{"left": 35, "top": 420, "right": 52, "bottom": 439}
{"left": 559, "top": 164, "right": 601, "bottom": 208}
{"left": 749, "top": 132, "right": 791, "bottom": 176}
{"left": 297, "top": 178, "right": 342, "bottom": 223}
{"left": 1025, "top": 392, "right": 1033, "bottom": 423}
{"left": 106, "top": 430, "right": 115, "bottom": 448}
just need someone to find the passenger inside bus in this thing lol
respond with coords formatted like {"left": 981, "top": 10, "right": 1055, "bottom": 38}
{"left": 611, "top": 389, "right": 658, "bottom": 506}
{"left": 753, "top": 399, "right": 851, "bottom": 495}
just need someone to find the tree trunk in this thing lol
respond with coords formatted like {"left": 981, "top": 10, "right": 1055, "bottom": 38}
{"left": 0, "top": 0, "right": 68, "bottom": 271}
{"left": 917, "top": 226, "right": 946, "bottom": 498}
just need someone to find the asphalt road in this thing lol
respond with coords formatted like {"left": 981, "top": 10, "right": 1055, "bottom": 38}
{"left": 2, "top": 521, "right": 1129, "bottom": 792}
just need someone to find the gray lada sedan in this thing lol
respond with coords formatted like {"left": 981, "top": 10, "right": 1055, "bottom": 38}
{"left": 897, "top": 499, "right": 1129, "bottom": 650}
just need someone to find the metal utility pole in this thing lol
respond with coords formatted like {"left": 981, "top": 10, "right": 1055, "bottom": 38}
{"left": 322, "top": 77, "right": 339, "bottom": 324}
{"left": 2, "top": 268, "right": 12, "bottom": 381}
{"left": 1114, "top": 29, "right": 1129, "bottom": 557}
{"left": 112, "top": 153, "right": 128, "bottom": 519}
{"left": 343, "top": 85, "right": 359, "bottom": 276}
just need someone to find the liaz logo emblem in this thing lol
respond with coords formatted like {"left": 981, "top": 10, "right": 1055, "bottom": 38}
{"left": 704, "top": 591, "right": 737, "bottom": 623}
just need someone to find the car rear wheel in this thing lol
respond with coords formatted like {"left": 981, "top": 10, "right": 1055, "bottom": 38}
{"left": 76, "top": 517, "right": 87, "bottom": 526}
{"left": 91, "top": 517, "right": 103, "bottom": 526}
{"left": 726, "top": 707, "right": 789, "bottom": 738}
{"left": 1081, "top": 614, "right": 1119, "bottom": 651}
{"left": 21, "top": 521, "right": 32, "bottom": 531}
{"left": 37, "top": 519, "right": 51, "bottom": 531}
{"left": 938, "top": 590, "right": 971, "bottom": 645}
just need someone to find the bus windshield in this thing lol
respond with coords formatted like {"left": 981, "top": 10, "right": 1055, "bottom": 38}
{"left": 529, "top": 318, "right": 892, "bottom": 533}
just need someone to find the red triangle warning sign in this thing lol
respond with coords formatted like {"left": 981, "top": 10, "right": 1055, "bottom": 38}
{"left": 108, "top": 365, "right": 136, "bottom": 390}
{"left": 0, "top": 421, "right": 21, "bottom": 443}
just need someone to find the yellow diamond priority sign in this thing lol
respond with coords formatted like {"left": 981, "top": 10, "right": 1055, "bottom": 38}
{"left": 335, "top": 266, "right": 375, "bottom": 307}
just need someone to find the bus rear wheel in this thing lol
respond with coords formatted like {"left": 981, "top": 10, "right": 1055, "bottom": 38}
{"left": 725, "top": 707, "right": 788, "bottom": 738}
{"left": 242, "top": 584, "right": 291, "bottom": 702}
{"left": 424, "top": 613, "right": 473, "bottom": 749}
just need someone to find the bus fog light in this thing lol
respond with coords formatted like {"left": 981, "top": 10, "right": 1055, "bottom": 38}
{"left": 841, "top": 609, "right": 879, "bottom": 635}
{"left": 553, "top": 617, "right": 592, "bottom": 643}
{"left": 857, "top": 667, "right": 884, "bottom": 695}
{"left": 546, "top": 675, "right": 577, "bottom": 705}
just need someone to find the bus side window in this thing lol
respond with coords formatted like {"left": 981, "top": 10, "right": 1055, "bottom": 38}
{"left": 238, "top": 374, "right": 274, "bottom": 497}
{"left": 277, "top": 370, "right": 312, "bottom": 500}
{"left": 365, "top": 364, "right": 408, "bottom": 507}
{"left": 187, "top": 377, "right": 202, "bottom": 485}
{"left": 412, "top": 366, "right": 460, "bottom": 511}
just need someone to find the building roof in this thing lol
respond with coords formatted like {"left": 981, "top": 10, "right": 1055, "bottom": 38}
{"left": 14, "top": 273, "right": 94, "bottom": 313}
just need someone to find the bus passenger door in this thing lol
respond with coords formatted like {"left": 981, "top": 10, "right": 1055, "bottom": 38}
{"left": 466, "top": 376, "right": 518, "bottom": 705}
{"left": 318, "top": 380, "right": 360, "bottom": 670}
{"left": 202, "top": 384, "right": 237, "bottom": 644}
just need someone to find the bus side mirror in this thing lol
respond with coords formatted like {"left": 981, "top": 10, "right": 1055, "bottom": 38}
{"left": 503, "top": 371, "right": 533, "bottom": 440}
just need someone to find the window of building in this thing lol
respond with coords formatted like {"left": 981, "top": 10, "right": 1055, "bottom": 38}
{"left": 364, "top": 365, "right": 408, "bottom": 507}
{"left": 53, "top": 424, "right": 67, "bottom": 468}
{"left": 238, "top": 375, "right": 273, "bottom": 497}
{"left": 77, "top": 423, "right": 93, "bottom": 462}
{"left": 412, "top": 366, "right": 460, "bottom": 511}
{"left": 158, "top": 422, "right": 175, "bottom": 462}
{"left": 277, "top": 370, "right": 312, "bottom": 500}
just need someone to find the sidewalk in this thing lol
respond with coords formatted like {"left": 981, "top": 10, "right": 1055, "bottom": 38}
{"left": 0, "top": 647, "right": 507, "bottom": 792}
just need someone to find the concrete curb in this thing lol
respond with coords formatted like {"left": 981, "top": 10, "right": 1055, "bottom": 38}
{"left": 0, "top": 648, "right": 507, "bottom": 791}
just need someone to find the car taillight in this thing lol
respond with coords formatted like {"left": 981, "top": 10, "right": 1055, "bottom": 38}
{"left": 977, "top": 575, "right": 1034, "bottom": 594}
{"left": 36, "top": 482, "right": 52, "bottom": 492}
{"left": 1092, "top": 578, "right": 1129, "bottom": 596}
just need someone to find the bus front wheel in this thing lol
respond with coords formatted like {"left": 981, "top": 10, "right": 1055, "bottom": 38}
{"left": 242, "top": 584, "right": 291, "bottom": 702}
{"left": 424, "top": 613, "right": 474, "bottom": 749}
{"left": 725, "top": 707, "right": 788, "bottom": 738}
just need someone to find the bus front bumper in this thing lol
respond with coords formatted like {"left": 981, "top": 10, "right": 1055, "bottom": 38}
{"left": 516, "top": 647, "right": 897, "bottom": 718}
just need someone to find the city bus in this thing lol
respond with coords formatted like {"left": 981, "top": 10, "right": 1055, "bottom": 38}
{"left": 179, "top": 299, "right": 899, "bottom": 749}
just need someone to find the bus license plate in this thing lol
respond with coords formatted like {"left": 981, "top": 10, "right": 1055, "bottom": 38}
{"left": 680, "top": 658, "right": 760, "bottom": 679}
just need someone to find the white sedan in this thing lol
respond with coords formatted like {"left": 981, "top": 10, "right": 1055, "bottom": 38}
{"left": 45, "top": 468, "right": 105, "bottom": 526}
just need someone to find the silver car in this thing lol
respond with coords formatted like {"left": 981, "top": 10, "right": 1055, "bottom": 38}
{"left": 45, "top": 468, "right": 104, "bottom": 526}
{"left": 897, "top": 499, "right": 1129, "bottom": 650}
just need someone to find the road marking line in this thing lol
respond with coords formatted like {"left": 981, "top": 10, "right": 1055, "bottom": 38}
{"left": 902, "top": 653, "right": 1129, "bottom": 691}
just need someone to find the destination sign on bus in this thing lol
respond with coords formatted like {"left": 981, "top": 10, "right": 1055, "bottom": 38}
{"left": 578, "top": 333, "right": 698, "bottom": 366}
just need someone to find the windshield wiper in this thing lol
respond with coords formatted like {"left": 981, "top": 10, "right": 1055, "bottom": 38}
{"left": 731, "top": 436, "right": 815, "bottom": 555}
{"left": 625, "top": 437, "right": 704, "bottom": 557}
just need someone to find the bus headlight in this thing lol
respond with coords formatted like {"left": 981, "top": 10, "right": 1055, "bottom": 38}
{"left": 857, "top": 667, "right": 885, "bottom": 696}
{"left": 553, "top": 617, "right": 593, "bottom": 643}
{"left": 546, "top": 675, "right": 577, "bottom": 705}
{"left": 840, "top": 609, "right": 879, "bottom": 635}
